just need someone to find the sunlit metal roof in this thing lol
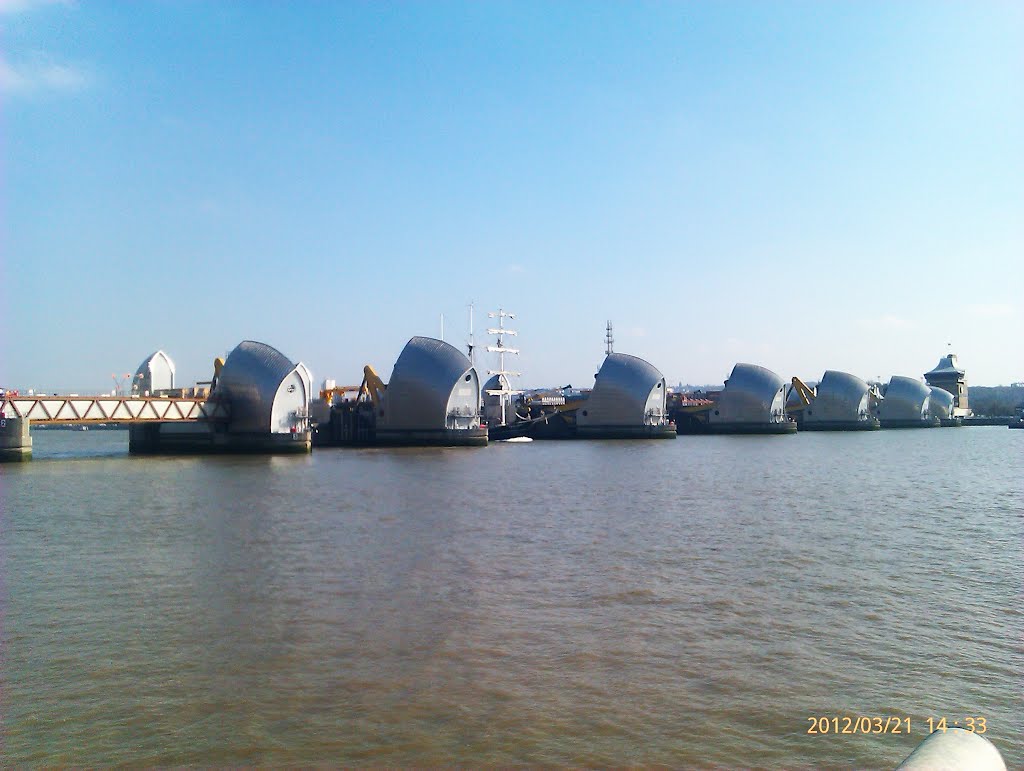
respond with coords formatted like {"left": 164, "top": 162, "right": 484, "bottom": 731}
{"left": 710, "top": 363, "right": 787, "bottom": 424}
{"left": 576, "top": 352, "right": 669, "bottom": 427}
{"left": 132, "top": 350, "right": 175, "bottom": 394}
{"left": 482, "top": 373, "right": 511, "bottom": 400}
{"left": 216, "top": 340, "right": 309, "bottom": 434}
{"left": 879, "top": 376, "right": 931, "bottom": 421}
{"left": 378, "top": 336, "right": 480, "bottom": 431}
{"left": 927, "top": 387, "right": 955, "bottom": 419}
{"left": 805, "top": 370, "right": 872, "bottom": 424}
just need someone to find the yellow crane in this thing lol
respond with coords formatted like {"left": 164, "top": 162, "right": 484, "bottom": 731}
{"left": 355, "top": 365, "right": 387, "bottom": 407}
{"left": 787, "top": 376, "right": 816, "bottom": 412}
{"left": 318, "top": 366, "right": 386, "bottom": 407}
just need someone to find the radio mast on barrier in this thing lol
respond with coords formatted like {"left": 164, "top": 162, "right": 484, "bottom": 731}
{"left": 605, "top": 320, "right": 614, "bottom": 355}
{"left": 467, "top": 302, "right": 476, "bottom": 366}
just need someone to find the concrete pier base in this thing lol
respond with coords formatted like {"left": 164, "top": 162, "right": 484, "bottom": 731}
{"left": 677, "top": 419, "right": 798, "bottom": 435}
{"left": 374, "top": 427, "right": 489, "bottom": 447}
{"left": 129, "top": 423, "right": 311, "bottom": 454}
{"left": 708, "top": 421, "right": 798, "bottom": 435}
{"left": 575, "top": 424, "right": 678, "bottom": 440}
{"left": 0, "top": 417, "right": 32, "bottom": 462}
{"left": 798, "top": 418, "right": 882, "bottom": 431}
{"left": 880, "top": 417, "right": 942, "bottom": 429}
{"left": 315, "top": 405, "right": 488, "bottom": 447}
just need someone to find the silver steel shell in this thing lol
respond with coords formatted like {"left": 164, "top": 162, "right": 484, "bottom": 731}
{"left": 216, "top": 340, "right": 310, "bottom": 434}
{"left": 927, "top": 387, "right": 955, "bottom": 419}
{"left": 482, "top": 373, "right": 511, "bottom": 403}
{"left": 295, "top": 362, "right": 314, "bottom": 400}
{"left": 132, "top": 350, "right": 175, "bottom": 395}
{"left": 482, "top": 373, "right": 513, "bottom": 426}
{"left": 804, "top": 370, "right": 872, "bottom": 424}
{"left": 379, "top": 337, "right": 481, "bottom": 431}
{"left": 710, "top": 363, "right": 788, "bottom": 424}
{"left": 576, "top": 352, "right": 669, "bottom": 427}
{"left": 879, "top": 376, "right": 931, "bottom": 421}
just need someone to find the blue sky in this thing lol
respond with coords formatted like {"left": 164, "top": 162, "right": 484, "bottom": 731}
{"left": 3, "top": 0, "right": 1022, "bottom": 392}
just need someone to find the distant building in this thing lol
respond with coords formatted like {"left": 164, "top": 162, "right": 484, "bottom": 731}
{"left": 132, "top": 350, "right": 175, "bottom": 396}
{"left": 923, "top": 354, "right": 970, "bottom": 417}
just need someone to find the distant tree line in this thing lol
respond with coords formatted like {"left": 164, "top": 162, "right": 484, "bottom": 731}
{"left": 969, "top": 386, "right": 1024, "bottom": 416}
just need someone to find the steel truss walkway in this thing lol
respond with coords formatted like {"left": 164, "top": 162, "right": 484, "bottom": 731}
{"left": 0, "top": 395, "right": 230, "bottom": 424}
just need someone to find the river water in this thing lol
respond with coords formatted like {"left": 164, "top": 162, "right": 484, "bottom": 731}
{"left": 1, "top": 428, "right": 1021, "bottom": 767}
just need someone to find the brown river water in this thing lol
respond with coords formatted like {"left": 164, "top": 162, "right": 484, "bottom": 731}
{"left": 1, "top": 427, "right": 1021, "bottom": 766}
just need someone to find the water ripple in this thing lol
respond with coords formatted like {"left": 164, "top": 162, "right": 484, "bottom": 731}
{"left": 1, "top": 428, "right": 1021, "bottom": 766}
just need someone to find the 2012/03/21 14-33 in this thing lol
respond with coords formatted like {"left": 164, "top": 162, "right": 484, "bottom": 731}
{"left": 805, "top": 716, "right": 987, "bottom": 735}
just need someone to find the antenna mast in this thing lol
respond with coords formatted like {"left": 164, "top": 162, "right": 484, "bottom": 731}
{"left": 605, "top": 320, "right": 614, "bottom": 355}
{"left": 467, "top": 302, "right": 475, "bottom": 365}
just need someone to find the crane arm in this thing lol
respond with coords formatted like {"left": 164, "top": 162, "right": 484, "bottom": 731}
{"left": 788, "top": 376, "right": 816, "bottom": 411}
{"left": 357, "top": 364, "right": 387, "bottom": 407}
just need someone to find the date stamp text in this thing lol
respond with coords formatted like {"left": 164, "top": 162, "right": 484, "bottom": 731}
{"left": 805, "top": 716, "right": 987, "bottom": 736}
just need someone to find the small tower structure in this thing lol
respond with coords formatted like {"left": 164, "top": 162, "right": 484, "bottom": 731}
{"left": 924, "top": 353, "right": 970, "bottom": 417}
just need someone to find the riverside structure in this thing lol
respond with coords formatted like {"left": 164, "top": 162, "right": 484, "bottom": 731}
{"left": 498, "top": 351, "right": 676, "bottom": 440}
{"left": 314, "top": 336, "right": 488, "bottom": 447}
{"left": 789, "top": 370, "right": 882, "bottom": 431}
{"left": 878, "top": 376, "right": 941, "bottom": 429}
{"left": 1, "top": 341, "right": 312, "bottom": 461}
{"left": 4, "top": 345, "right": 1018, "bottom": 461}
{"left": 672, "top": 363, "right": 797, "bottom": 434}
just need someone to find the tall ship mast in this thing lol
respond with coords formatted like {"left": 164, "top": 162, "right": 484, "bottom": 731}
{"left": 466, "top": 302, "right": 476, "bottom": 366}
{"left": 485, "top": 308, "right": 521, "bottom": 427}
